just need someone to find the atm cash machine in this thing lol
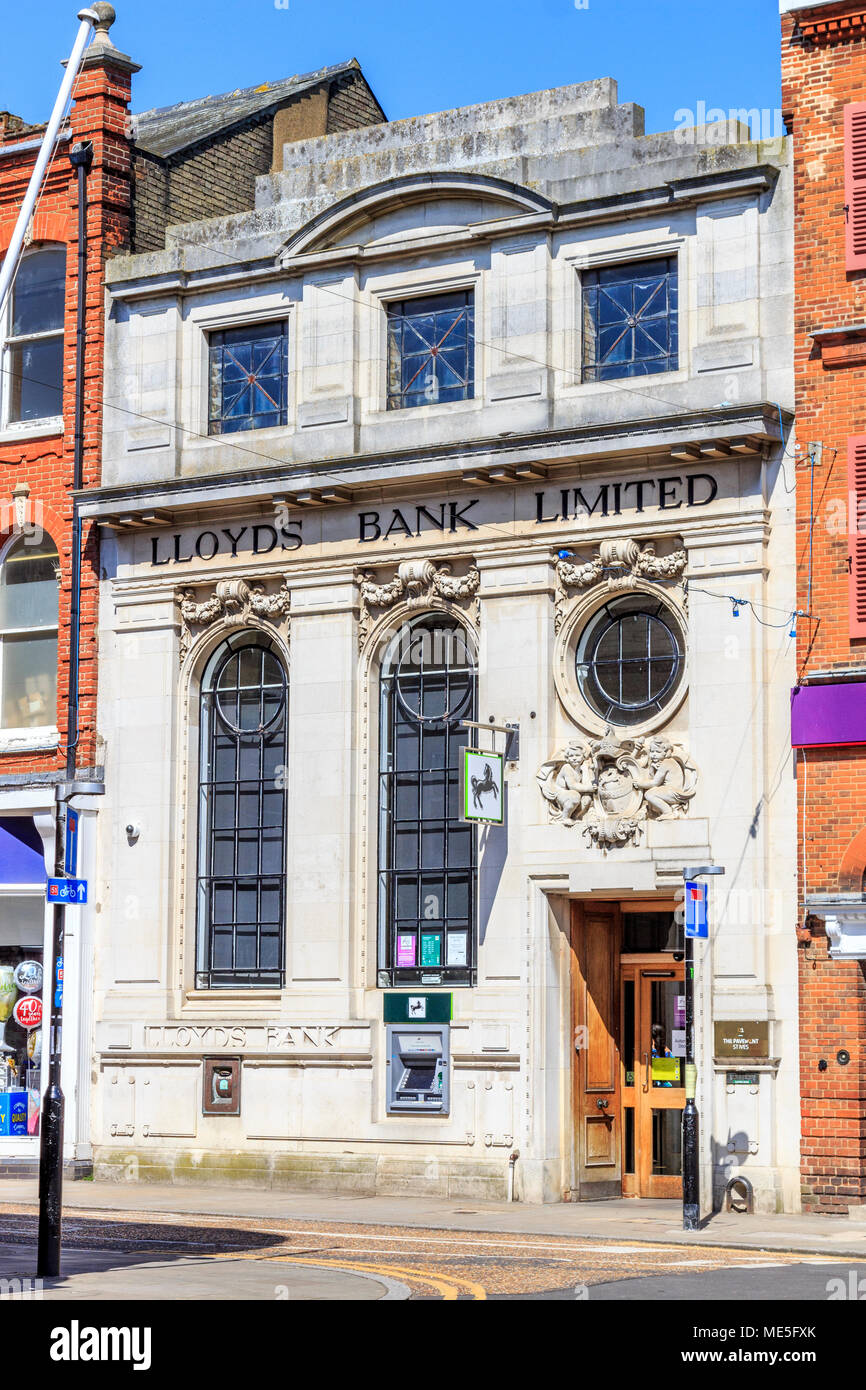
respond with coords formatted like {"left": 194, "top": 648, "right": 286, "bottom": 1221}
{"left": 385, "top": 1024, "right": 450, "bottom": 1114}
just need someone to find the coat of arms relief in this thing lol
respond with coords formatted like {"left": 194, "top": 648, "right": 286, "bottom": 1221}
{"left": 537, "top": 730, "right": 698, "bottom": 848}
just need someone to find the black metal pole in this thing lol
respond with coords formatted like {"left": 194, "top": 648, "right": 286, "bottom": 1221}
{"left": 36, "top": 139, "right": 92, "bottom": 1280}
{"left": 682, "top": 930, "right": 700, "bottom": 1231}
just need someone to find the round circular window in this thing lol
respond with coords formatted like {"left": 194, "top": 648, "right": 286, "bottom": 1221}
{"left": 575, "top": 595, "right": 685, "bottom": 728}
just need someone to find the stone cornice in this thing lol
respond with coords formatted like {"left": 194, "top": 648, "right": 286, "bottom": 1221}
{"left": 79, "top": 403, "right": 785, "bottom": 523}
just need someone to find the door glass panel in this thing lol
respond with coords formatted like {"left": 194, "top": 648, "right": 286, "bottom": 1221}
{"left": 651, "top": 979, "right": 683, "bottom": 1087}
{"left": 623, "top": 1107, "right": 635, "bottom": 1175}
{"left": 652, "top": 1108, "right": 683, "bottom": 1176}
{"left": 622, "top": 911, "right": 678, "bottom": 953}
{"left": 623, "top": 979, "right": 635, "bottom": 1087}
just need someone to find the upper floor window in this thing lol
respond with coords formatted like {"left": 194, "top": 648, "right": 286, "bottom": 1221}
{"left": 208, "top": 321, "right": 288, "bottom": 435}
{"left": 1, "top": 247, "right": 65, "bottom": 428}
{"left": 582, "top": 257, "right": 678, "bottom": 382}
{"left": 0, "top": 535, "right": 59, "bottom": 732}
{"left": 387, "top": 290, "right": 474, "bottom": 410}
{"left": 378, "top": 614, "right": 477, "bottom": 986}
{"left": 196, "top": 634, "right": 288, "bottom": 988}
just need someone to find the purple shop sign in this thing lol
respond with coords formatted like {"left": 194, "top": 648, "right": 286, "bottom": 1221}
{"left": 396, "top": 934, "right": 416, "bottom": 968}
{"left": 791, "top": 681, "right": 866, "bottom": 749}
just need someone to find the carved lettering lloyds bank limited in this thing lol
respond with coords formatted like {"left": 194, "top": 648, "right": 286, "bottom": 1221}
{"left": 143, "top": 1024, "right": 345, "bottom": 1052}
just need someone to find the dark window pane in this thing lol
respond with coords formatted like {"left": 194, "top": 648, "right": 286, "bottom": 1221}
{"left": 577, "top": 599, "right": 684, "bottom": 728}
{"left": 387, "top": 291, "right": 474, "bottom": 411}
{"left": 208, "top": 322, "right": 288, "bottom": 435}
{"left": 12, "top": 248, "right": 66, "bottom": 335}
{"left": 8, "top": 339, "right": 63, "bottom": 422}
{"left": 583, "top": 258, "right": 677, "bottom": 383}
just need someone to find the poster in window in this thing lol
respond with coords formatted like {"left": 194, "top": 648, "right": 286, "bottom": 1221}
{"left": 420, "top": 934, "right": 442, "bottom": 967}
{"left": 446, "top": 932, "right": 468, "bottom": 967}
{"left": 461, "top": 749, "right": 504, "bottom": 825}
{"left": 396, "top": 934, "right": 416, "bottom": 968}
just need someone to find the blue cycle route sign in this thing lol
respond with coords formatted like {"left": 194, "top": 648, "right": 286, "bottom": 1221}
{"left": 684, "top": 880, "right": 708, "bottom": 939}
{"left": 47, "top": 878, "right": 87, "bottom": 906}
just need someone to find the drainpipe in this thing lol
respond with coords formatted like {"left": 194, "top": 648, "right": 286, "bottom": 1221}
{"left": 0, "top": 9, "right": 97, "bottom": 320}
{"left": 507, "top": 1150, "right": 519, "bottom": 1202}
{"left": 65, "top": 139, "right": 93, "bottom": 774}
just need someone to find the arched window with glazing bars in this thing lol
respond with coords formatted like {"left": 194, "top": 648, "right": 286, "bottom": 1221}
{"left": 196, "top": 634, "right": 287, "bottom": 988}
{"left": 378, "top": 613, "right": 477, "bottom": 987}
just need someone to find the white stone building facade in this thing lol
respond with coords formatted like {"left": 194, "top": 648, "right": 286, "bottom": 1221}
{"left": 83, "top": 79, "right": 799, "bottom": 1209}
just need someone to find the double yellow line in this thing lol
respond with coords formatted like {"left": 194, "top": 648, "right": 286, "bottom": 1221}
{"left": 214, "top": 1246, "right": 487, "bottom": 1299}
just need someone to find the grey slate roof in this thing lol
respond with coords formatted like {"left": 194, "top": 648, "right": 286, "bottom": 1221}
{"left": 131, "top": 60, "right": 363, "bottom": 159}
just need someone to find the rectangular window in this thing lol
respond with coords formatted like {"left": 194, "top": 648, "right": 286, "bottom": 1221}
{"left": 582, "top": 257, "right": 678, "bottom": 382}
{"left": 386, "top": 291, "right": 474, "bottom": 410}
{"left": 2, "top": 247, "right": 65, "bottom": 427}
{"left": 208, "top": 321, "right": 288, "bottom": 436}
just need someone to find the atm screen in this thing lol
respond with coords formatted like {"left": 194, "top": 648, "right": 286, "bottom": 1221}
{"left": 402, "top": 1065, "right": 436, "bottom": 1091}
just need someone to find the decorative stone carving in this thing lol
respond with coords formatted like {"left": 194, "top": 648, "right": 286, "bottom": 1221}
{"left": 176, "top": 576, "right": 291, "bottom": 660}
{"left": 554, "top": 537, "right": 687, "bottom": 630}
{"left": 537, "top": 728, "right": 698, "bottom": 848}
{"left": 354, "top": 557, "right": 480, "bottom": 649}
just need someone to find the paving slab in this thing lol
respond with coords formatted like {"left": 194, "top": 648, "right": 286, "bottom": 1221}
{"left": 0, "top": 1243, "right": 403, "bottom": 1300}
{"left": 0, "top": 1178, "right": 864, "bottom": 1259}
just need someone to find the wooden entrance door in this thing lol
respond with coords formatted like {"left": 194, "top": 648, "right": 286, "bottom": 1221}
{"left": 620, "top": 961, "right": 686, "bottom": 1198}
{"left": 571, "top": 902, "right": 621, "bottom": 1199}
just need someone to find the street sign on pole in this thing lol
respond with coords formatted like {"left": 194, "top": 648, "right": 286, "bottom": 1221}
{"left": 64, "top": 809, "right": 79, "bottom": 876}
{"left": 684, "top": 880, "right": 708, "bottom": 939}
{"left": 46, "top": 878, "right": 87, "bottom": 906}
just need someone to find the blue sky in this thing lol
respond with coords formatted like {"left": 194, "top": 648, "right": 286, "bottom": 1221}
{"left": 2, "top": 0, "right": 783, "bottom": 134}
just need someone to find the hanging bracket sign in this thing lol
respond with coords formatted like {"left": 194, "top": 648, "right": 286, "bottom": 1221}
{"left": 460, "top": 747, "right": 505, "bottom": 825}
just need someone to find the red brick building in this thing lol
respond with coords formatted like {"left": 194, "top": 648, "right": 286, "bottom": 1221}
{"left": 783, "top": 0, "right": 866, "bottom": 1212}
{"left": 0, "top": 9, "right": 137, "bottom": 1169}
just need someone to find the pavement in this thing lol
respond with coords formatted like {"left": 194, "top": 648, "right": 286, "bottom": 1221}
{"left": 1, "top": 1176, "right": 865, "bottom": 1259}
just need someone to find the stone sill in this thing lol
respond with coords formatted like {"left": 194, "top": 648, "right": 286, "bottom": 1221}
{"left": 0, "top": 418, "right": 63, "bottom": 445}
{"left": 0, "top": 728, "right": 60, "bottom": 755}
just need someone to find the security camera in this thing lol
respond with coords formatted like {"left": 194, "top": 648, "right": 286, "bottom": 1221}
{"left": 125, "top": 822, "right": 141, "bottom": 841}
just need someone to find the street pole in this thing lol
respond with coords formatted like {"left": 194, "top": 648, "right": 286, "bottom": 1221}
{"left": 681, "top": 864, "right": 724, "bottom": 1233}
{"left": 36, "top": 136, "right": 93, "bottom": 1280}
{"left": 682, "top": 928, "right": 699, "bottom": 1231}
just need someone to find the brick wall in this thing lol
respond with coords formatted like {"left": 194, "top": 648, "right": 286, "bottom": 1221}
{"left": 782, "top": 5, "right": 866, "bottom": 1211}
{"left": 132, "top": 116, "right": 273, "bottom": 253}
{"left": 0, "top": 53, "right": 134, "bottom": 787}
{"left": 327, "top": 69, "right": 386, "bottom": 134}
{"left": 132, "top": 70, "right": 386, "bottom": 252}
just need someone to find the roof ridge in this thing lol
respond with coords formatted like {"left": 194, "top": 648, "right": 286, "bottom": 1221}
{"left": 132, "top": 59, "right": 357, "bottom": 124}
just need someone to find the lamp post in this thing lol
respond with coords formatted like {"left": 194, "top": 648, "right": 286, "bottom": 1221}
{"left": 681, "top": 863, "right": 725, "bottom": 1232}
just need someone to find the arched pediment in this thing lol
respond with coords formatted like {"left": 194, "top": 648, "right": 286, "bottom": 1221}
{"left": 281, "top": 173, "right": 553, "bottom": 259}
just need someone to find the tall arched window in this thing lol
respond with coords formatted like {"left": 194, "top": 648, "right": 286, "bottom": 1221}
{"left": 378, "top": 613, "right": 477, "bottom": 986}
{"left": 0, "top": 534, "right": 59, "bottom": 732}
{"left": 196, "top": 633, "right": 288, "bottom": 988}
{"left": 1, "top": 246, "right": 66, "bottom": 428}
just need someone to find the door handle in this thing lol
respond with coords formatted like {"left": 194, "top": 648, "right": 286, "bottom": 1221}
{"left": 642, "top": 1051, "right": 650, "bottom": 1093}
{"left": 595, "top": 1097, "right": 609, "bottom": 1110}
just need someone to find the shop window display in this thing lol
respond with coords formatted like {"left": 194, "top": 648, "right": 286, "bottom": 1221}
{"left": 0, "top": 944, "right": 42, "bottom": 1137}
